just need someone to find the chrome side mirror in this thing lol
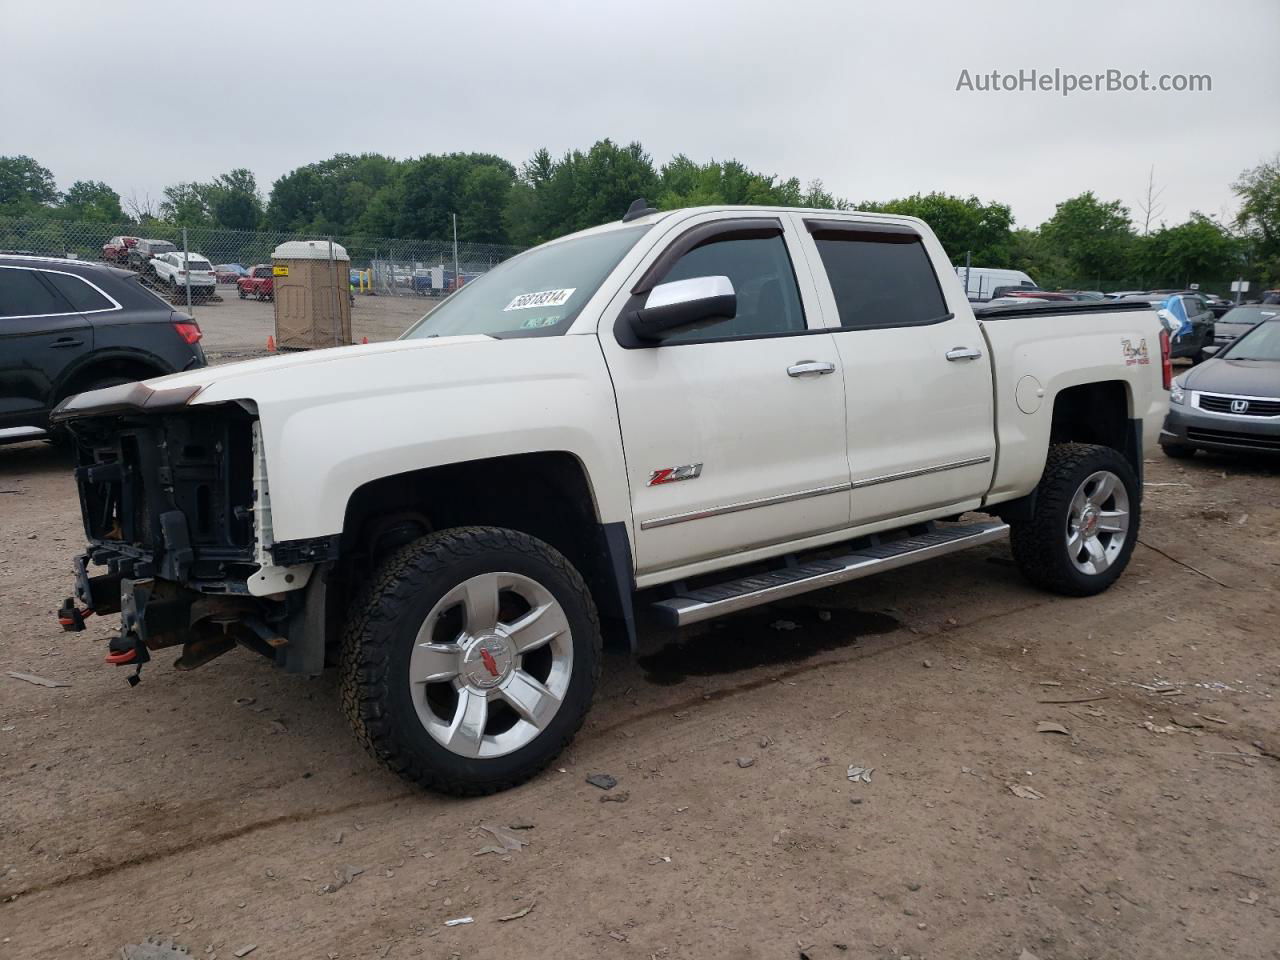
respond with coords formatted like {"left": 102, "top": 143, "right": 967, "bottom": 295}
{"left": 627, "top": 276, "right": 736, "bottom": 341}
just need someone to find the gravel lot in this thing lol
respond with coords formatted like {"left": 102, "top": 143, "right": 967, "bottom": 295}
{"left": 189, "top": 284, "right": 437, "bottom": 358}
{"left": 0, "top": 430, "right": 1277, "bottom": 958}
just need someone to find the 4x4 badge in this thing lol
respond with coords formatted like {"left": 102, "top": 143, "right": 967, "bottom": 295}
{"left": 648, "top": 463, "right": 703, "bottom": 486}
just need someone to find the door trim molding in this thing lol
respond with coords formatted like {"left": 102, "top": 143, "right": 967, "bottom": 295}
{"left": 640, "top": 482, "right": 851, "bottom": 530}
{"left": 850, "top": 455, "right": 992, "bottom": 490}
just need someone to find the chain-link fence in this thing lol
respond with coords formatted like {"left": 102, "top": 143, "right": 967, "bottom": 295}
{"left": 0, "top": 214, "right": 524, "bottom": 300}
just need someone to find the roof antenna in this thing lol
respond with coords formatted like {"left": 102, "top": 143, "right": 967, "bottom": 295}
{"left": 622, "top": 198, "right": 658, "bottom": 222}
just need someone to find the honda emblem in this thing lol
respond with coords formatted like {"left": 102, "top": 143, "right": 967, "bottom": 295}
{"left": 1230, "top": 399, "right": 1250, "bottom": 414}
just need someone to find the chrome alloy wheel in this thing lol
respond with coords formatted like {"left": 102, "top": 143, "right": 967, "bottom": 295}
{"left": 1066, "top": 470, "right": 1131, "bottom": 575}
{"left": 409, "top": 572, "right": 573, "bottom": 758}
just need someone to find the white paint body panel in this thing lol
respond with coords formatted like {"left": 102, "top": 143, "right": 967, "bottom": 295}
{"left": 979, "top": 307, "right": 1166, "bottom": 500}
{"left": 163, "top": 336, "right": 631, "bottom": 542}
{"left": 135, "top": 205, "right": 1165, "bottom": 593}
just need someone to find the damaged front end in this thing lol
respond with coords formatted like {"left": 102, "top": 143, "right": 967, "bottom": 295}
{"left": 54, "top": 383, "right": 332, "bottom": 682}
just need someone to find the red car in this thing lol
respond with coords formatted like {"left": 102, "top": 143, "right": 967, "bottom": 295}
{"left": 214, "top": 263, "right": 248, "bottom": 284}
{"left": 102, "top": 235, "right": 139, "bottom": 263}
{"left": 237, "top": 264, "right": 275, "bottom": 301}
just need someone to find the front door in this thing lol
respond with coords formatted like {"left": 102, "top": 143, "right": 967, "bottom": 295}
{"left": 600, "top": 214, "right": 851, "bottom": 578}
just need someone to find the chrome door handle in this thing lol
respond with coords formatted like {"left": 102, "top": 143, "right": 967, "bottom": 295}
{"left": 787, "top": 360, "right": 836, "bottom": 377}
{"left": 945, "top": 347, "right": 983, "bottom": 361}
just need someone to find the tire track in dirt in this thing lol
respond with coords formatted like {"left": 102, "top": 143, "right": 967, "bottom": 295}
{"left": 0, "top": 588, "right": 1064, "bottom": 900}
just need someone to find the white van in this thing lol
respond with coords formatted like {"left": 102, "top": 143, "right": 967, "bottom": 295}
{"left": 955, "top": 266, "right": 1036, "bottom": 301}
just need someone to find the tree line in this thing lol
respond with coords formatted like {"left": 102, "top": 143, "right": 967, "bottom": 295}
{"left": 2, "top": 142, "right": 1277, "bottom": 289}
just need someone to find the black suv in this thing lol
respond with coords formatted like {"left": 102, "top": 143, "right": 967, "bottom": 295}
{"left": 0, "top": 256, "right": 206, "bottom": 445}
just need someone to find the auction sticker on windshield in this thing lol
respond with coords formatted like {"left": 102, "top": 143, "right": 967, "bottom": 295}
{"left": 503, "top": 288, "right": 576, "bottom": 311}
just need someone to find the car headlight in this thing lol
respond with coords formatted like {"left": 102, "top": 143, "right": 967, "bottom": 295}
{"left": 1169, "top": 379, "right": 1186, "bottom": 404}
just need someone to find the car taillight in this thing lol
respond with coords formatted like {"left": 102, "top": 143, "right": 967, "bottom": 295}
{"left": 1159, "top": 329, "right": 1172, "bottom": 389}
{"left": 174, "top": 320, "right": 202, "bottom": 345}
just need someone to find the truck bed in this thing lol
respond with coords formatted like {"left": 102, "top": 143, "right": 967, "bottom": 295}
{"left": 977, "top": 301, "right": 1165, "bottom": 503}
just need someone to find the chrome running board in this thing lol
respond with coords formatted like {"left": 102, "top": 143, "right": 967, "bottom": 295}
{"left": 652, "top": 521, "right": 1009, "bottom": 627}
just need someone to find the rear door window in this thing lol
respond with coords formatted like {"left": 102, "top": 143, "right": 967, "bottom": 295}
{"left": 0, "top": 267, "right": 73, "bottom": 318}
{"left": 41, "top": 271, "right": 115, "bottom": 313}
{"left": 810, "top": 227, "right": 949, "bottom": 330}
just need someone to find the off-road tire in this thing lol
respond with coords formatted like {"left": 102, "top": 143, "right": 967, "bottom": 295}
{"left": 1009, "top": 442, "right": 1140, "bottom": 597}
{"left": 340, "top": 526, "right": 601, "bottom": 795}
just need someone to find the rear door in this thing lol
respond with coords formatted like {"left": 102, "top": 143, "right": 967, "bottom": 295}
{"left": 600, "top": 213, "right": 851, "bottom": 578}
{"left": 794, "top": 216, "right": 995, "bottom": 525}
{"left": 0, "top": 266, "right": 95, "bottom": 431}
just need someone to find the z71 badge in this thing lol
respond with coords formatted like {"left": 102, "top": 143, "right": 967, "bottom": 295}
{"left": 648, "top": 463, "right": 703, "bottom": 486}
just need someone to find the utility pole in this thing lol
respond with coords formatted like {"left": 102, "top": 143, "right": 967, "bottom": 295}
{"left": 452, "top": 213, "right": 460, "bottom": 293}
{"left": 182, "top": 226, "right": 192, "bottom": 316}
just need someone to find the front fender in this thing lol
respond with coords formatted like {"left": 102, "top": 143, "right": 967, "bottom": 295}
{"left": 195, "top": 336, "right": 631, "bottom": 543}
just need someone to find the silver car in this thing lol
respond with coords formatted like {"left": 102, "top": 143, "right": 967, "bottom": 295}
{"left": 1161, "top": 316, "right": 1280, "bottom": 458}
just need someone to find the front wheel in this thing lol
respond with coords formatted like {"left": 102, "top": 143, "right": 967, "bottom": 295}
{"left": 341, "top": 526, "right": 601, "bottom": 795}
{"left": 1009, "top": 443, "right": 1140, "bottom": 597}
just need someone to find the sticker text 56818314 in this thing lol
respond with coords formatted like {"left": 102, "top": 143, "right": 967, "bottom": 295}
{"left": 503, "top": 288, "right": 576, "bottom": 312}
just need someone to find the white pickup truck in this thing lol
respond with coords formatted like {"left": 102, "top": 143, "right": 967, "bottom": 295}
{"left": 54, "top": 203, "right": 1169, "bottom": 795}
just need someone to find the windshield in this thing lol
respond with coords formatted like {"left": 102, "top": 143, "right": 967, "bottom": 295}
{"left": 1223, "top": 319, "right": 1280, "bottom": 361}
{"left": 1221, "top": 306, "right": 1277, "bottom": 325}
{"left": 401, "top": 226, "right": 650, "bottom": 340}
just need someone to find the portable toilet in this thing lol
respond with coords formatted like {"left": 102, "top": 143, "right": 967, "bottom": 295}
{"left": 270, "top": 240, "right": 352, "bottom": 349}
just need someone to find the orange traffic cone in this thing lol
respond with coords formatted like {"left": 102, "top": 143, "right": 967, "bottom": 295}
{"left": 266, "top": 335, "right": 276, "bottom": 352}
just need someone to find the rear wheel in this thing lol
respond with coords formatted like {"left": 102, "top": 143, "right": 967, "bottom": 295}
{"left": 1010, "top": 443, "right": 1140, "bottom": 596}
{"left": 341, "top": 526, "right": 600, "bottom": 795}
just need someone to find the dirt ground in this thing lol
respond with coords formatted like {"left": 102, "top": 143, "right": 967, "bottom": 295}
{"left": 1, "top": 434, "right": 1277, "bottom": 959}
{"left": 188, "top": 286, "right": 435, "bottom": 359}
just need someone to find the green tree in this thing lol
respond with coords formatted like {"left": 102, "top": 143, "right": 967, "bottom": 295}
{"left": 393, "top": 153, "right": 516, "bottom": 242}
{"left": 655, "top": 156, "right": 844, "bottom": 210}
{"left": 207, "top": 168, "right": 263, "bottom": 230}
{"left": 1133, "top": 214, "right": 1241, "bottom": 287}
{"left": 0, "top": 155, "right": 59, "bottom": 211}
{"left": 1004, "top": 228, "right": 1072, "bottom": 289}
{"left": 860, "top": 192, "right": 1014, "bottom": 264}
{"left": 1232, "top": 155, "right": 1280, "bottom": 284}
{"left": 506, "top": 140, "right": 660, "bottom": 246}
{"left": 1039, "top": 192, "right": 1135, "bottom": 284}
{"left": 160, "top": 181, "right": 211, "bottom": 225}
{"left": 61, "top": 180, "right": 125, "bottom": 222}
{"left": 265, "top": 153, "right": 404, "bottom": 234}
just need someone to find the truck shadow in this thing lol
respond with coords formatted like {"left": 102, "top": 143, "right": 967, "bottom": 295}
{"left": 0, "top": 439, "right": 69, "bottom": 475}
{"left": 636, "top": 605, "right": 900, "bottom": 685}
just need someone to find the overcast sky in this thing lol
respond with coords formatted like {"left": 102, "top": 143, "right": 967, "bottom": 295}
{"left": 3, "top": 0, "right": 1277, "bottom": 230}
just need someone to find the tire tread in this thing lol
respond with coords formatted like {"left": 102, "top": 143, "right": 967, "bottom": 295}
{"left": 1009, "top": 442, "right": 1140, "bottom": 597}
{"left": 339, "top": 526, "right": 600, "bottom": 796}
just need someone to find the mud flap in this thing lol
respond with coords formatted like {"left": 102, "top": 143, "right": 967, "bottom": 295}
{"left": 282, "top": 565, "right": 329, "bottom": 676}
